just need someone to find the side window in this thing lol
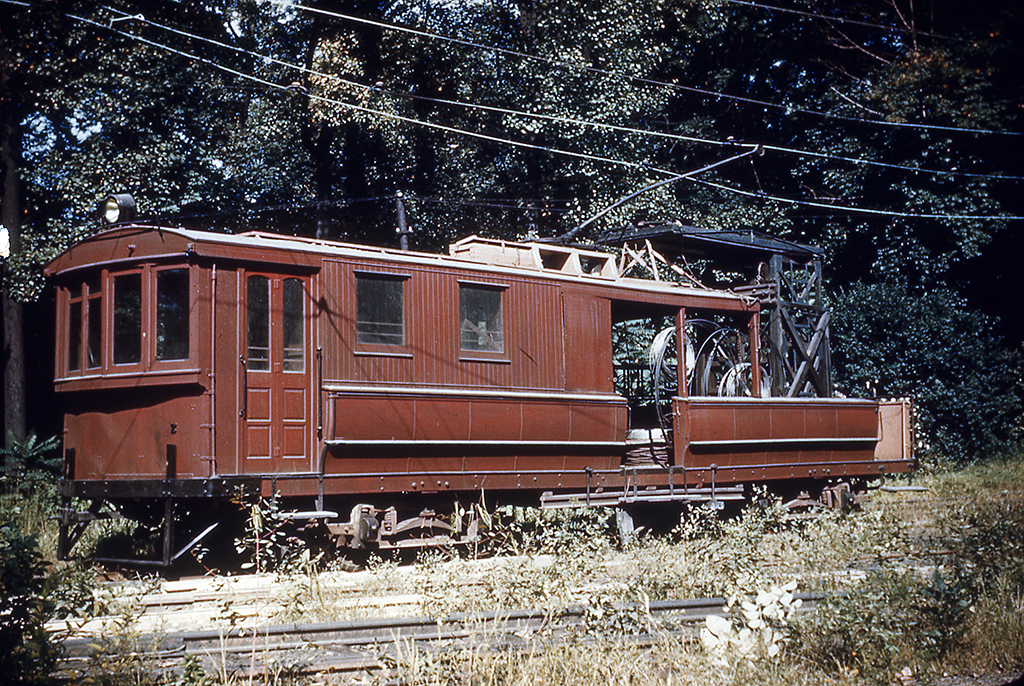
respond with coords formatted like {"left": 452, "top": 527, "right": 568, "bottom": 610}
{"left": 282, "top": 278, "right": 304, "bottom": 372}
{"left": 113, "top": 273, "right": 142, "bottom": 365}
{"left": 68, "top": 286, "right": 82, "bottom": 370}
{"left": 460, "top": 284, "right": 503, "bottom": 353}
{"left": 67, "top": 274, "right": 103, "bottom": 372}
{"left": 156, "top": 268, "right": 190, "bottom": 361}
{"left": 68, "top": 284, "right": 83, "bottom": 372}
{"left": 86, "top": 273, "right": 101, "bottom": 369}
{"left": 246, "top": 275, "right": 270, "bottom": 371}
{"left": 60, "top": 265, "right": 196, "bottom": 379}
{"left": 356, "top": 275, "right": 405, "bottom": 346}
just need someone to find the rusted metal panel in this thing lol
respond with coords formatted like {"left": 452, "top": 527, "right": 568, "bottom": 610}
{"left": 674, "top": 397, "right": 893, "bottom": 479}
{"left": 875, "top": 398, "right": 914, "bottom": 466}
{"left": 563, "top": 293, "right": 613, "bottom": 393}
{"left": 64, "top": 391, "right": 209, "bottom": 480}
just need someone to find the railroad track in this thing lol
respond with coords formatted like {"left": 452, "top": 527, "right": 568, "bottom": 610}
{"left": 56, "top": 593, "right": 820, "bottom": 681}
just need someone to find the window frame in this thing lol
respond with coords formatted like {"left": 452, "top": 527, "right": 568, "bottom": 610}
{"left": 57, "top": 263, "right": 198, "bottom": 382}
{"left": 353, "top": 270, "right": 412, "bottom": 358}
{"left": 154, "top": 266, "right": 192, "bottom": 363}
{"left": 457, "top": 280, "right": 509, "bottom": 362}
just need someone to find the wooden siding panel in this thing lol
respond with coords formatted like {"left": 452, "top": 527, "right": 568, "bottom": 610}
{"left": 326, "top": 259, "right": 566, "bottom": 393}
{"left": 675, "top": 398, "right": 880, "bottom": 474}
{"left": 414, "top": 400, "right": 471, "bottom": 440}
{"left": 570, "top": 402, "right": 623, "bottom": 442}
{"left": 521, "top": 402, "right": 571, "bottom": 442}
{"left": 562, "top": 293, "right": 613, "bottom": 393}
{"left": 335, "top": 397, "right": 415, "bottom": 441}
{"left": 469, "top": 401, "right": 521, "bottom": 441}
{"left": 64, "top": 393, "right": 210, "bottom": 480}
{"left": 320, "top": 260, "right": 345, "bottom": 382}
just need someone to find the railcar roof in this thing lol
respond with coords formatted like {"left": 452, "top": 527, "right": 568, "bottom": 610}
{"left": 45, "top": 223, "right": 750, "bottom": 304}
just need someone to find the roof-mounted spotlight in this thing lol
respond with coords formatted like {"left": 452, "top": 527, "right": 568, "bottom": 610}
{"left": 101, "top": 194, "right": 137, "bottom": 224}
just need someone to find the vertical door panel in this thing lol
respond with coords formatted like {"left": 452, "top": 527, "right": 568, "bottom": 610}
{"left": 242, "top": 273, "right": 313, "bottom": 473}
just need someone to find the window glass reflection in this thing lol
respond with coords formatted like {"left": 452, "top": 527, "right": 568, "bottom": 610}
{"left": 460, "top": 285, "right": 503, "bottom": 352}
{"left": 247, "top": 275, "right": 270, "bottom": 371}
{"left": 156, "top": 269, "right": 189, "bottom": 360}
{"left": 68, "top": 297, "right": 82, "bottom": 371}
{"left": 356, "top": 276, "right": 404, "bottom": 345}
{"left": 113, "top": 273, "right": 141, "bottom": 364}
{"left": 87, "top": 297, "right": 101, "bottom": 368}
{"left": 282, "top": 278, "right": 304, "bottom": 372}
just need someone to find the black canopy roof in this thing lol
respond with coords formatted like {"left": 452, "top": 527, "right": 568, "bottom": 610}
{"left": 595, "top": 222, "right": 823, "bottom": 268}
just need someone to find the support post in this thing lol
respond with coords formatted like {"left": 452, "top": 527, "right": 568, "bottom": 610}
{"left": 162, "top": 498, "right": 175, "bottom": 567}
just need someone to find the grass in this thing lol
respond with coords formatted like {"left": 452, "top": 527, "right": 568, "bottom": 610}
{"left": 4, "top": 453, "right": 1024, "bottom": 684}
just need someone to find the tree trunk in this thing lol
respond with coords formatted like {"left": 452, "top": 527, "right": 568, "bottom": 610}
{"left": 2, "top": 121, "right": 26, "bottom": 445}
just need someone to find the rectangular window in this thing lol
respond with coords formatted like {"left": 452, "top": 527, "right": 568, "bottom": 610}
{"left": 85, "top": 273, "right": 102, "bottom": 369}
{"left": 68, "top": 289, "right": 82, "bottom": 372}
{"left": 156, "top": 268, "right": 190, "bottom": 360}
{"left": 87, "top": 297, "right": 102, "bottom": 368}
{"left": 460, "top": 284, "right": 503, "bottom": 353}
{"left": 356, "top": 275, "right": 404, "bottom": 346}
{"left": 282, "top": 278, "right": 304, "bottom": 372}
{"left": 59, "top": 266, "right": 196, "bottom": 381}
{"left": 247, "top": 275, "right": 270, "bottom": 371}
{"left": 113, "top": 273, "right": 142, "bottom": 364}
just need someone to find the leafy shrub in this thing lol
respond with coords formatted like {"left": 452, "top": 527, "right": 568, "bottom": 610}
{"left": 487, "top": 505, "right": 613, "bottom": 555}
{"left": 234, "top": 495, "right": 311, "bottom": 573}
{"left": 831, "top": 279, "right": 1023, "bottom": 465}
{"left": 799, "top": 564, "right": 974, "bottom": 681}
{"left": 941, "top": 495, "right": 1024, "bottom": 595}
{"left": 701, "top": 581, "right": 802, "bottom": 665}
{"left": 0, "top": 522, "right": 58, "bottom": 685}
{"left": 0, "top": 432, "right": 61, "bottom": 496}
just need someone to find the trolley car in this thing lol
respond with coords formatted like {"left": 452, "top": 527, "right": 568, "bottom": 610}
{"left": 46, "top": 215, "right": 912, "bottom": 565}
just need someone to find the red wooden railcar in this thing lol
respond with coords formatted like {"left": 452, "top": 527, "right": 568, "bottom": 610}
{"left": 45, "top": 224, "right": 912, "bottom": 565}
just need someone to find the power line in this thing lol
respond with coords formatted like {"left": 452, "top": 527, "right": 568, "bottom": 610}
{"left": 413, "top": 197, "right": 571, "bottom": 212}
{"left": 78, "top": 10, "right": 705, "bottom": 180}
{"left": 688, "top": 177, "right": 1024, "bottom": 220}
{"left": 717, "top": 0, "right": 955, "bottom": 40}
{"left": 271, "top": 0, "right": 1020, "bottom": 138}
{"left": 22, "top": 3, "right": 1024, "bottom": 223}
{"left": 112, "top": 7, "right": 1023, "bottom": 182}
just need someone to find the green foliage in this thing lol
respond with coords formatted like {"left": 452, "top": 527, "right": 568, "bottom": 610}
{"left": 937, "top": 491, "right": 1024, "bottom": 597}
{"left": 487, "top": 505, "right": 613, "bottom": 555}
{"left": 234, "top": 495, "right": 313, "bottom": 573}
{"left": 701, "top": 581, "right": 802, "bottom": 665}
{"left": 800, "top": 563, "right": 975, "bottom": 682}
{"left": 831, "top": 279, "right": 1023, "bottom": 463}
{"left": 0, "top": 523, "right": 58, "bottom": 685}
{"left": 1, "top": 432, "right": 61, "bottom": 495}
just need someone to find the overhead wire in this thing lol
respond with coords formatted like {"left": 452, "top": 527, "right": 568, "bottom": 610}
{"left": 413, "top": 197, "right": 572, "bottom": 212}
{"left": 687, "top": 177, "right": 1024, "bottom": 219}
{"left": 72, "top": 9, "right": 701, "bottom": 180}
{"left": 716, "top": 0, "right": 956, "bottom": 40}
{"left": 13, "top": 1, "right": 1023, "bottom": 223}
{"left": 270, "top": 0, "right": 1020, "bottom": 137}
{"left": 110, "top": 6, "right": 1023, "bottom": 182}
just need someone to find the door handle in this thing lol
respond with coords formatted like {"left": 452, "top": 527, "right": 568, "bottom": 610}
{"left": 239, "top": 356, "right": 247, "bottom": 417}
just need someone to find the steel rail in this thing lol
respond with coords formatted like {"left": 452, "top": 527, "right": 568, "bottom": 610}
{"left": 56, "top": 593, "right": 820, "bottom": 680}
